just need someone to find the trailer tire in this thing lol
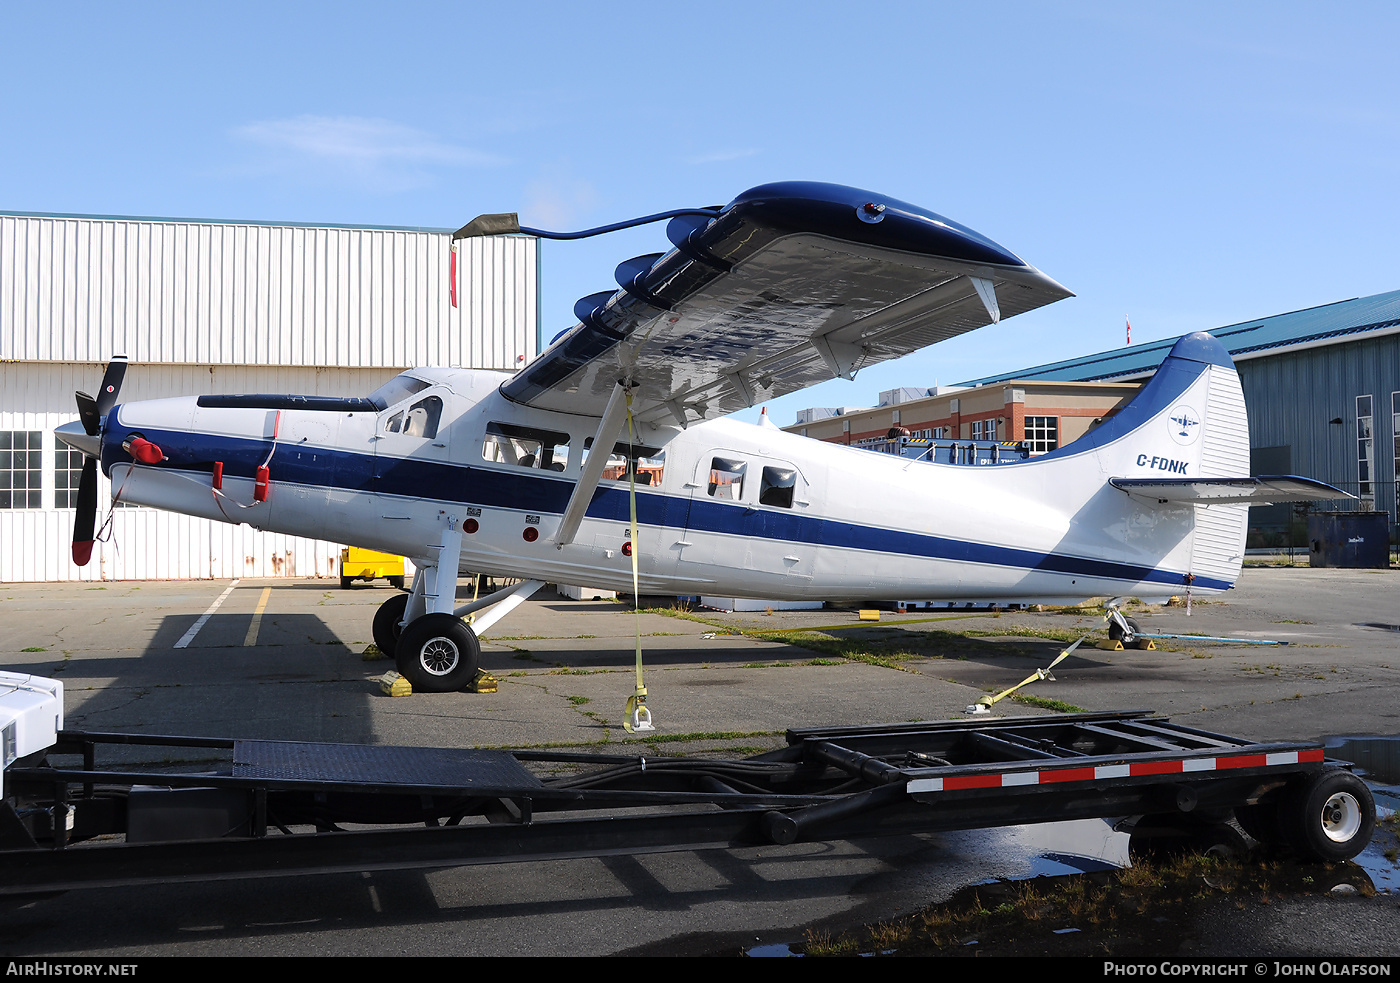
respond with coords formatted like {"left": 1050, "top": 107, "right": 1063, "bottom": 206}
{"left": 1282, "top": 769, "right": 1374, "bottom": 863}
{"left": 340, "top": 574, "right": 354, "bottom": 590}
{"left": 372, "top": 592, "right": 410, "bottom": 659}
{"left": 1109, "top": 617, "right": 1146, "bottom": 649}
{"left": 396, "top": 615, "right": 480, "bottom": 693}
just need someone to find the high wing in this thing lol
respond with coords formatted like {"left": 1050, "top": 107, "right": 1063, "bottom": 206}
{"left": 461, "top": 182, "right": 1073, "bottom": 426}
{"left": 1109, "top": 475, "right": 1351, "bottom": 505}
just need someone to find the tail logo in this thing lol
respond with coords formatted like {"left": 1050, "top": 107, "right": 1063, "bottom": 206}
{"left": 1168, "top": 405, "right": 1201, "bottom": 446}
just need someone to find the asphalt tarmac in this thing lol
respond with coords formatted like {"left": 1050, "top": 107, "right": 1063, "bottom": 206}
{"left": 0, "top": 564, "right": 1396, "bottom": 956}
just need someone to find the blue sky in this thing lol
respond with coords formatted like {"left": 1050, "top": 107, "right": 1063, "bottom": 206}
{"left": 5, "top": 2, "right": 1399, "bottom": 425}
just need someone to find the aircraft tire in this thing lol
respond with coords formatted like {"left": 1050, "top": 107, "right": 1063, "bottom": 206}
{"left": 372, "top": 592, "right": 410, "bottom": 659}
{"left": 1108, "top": 617, "right": 1145, "bottom": 649}
{"left": 396, "top": 614, "right": 480, "bottom": 693}
{"left": 1280, "top": 768, "right": 1374, "bottom": 863}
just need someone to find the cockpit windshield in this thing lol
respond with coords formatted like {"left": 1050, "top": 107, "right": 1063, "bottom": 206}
{"left": 367, "top": 374, "right": 431, "bottom": 410}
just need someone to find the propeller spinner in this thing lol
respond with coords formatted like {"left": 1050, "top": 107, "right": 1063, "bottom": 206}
{"left": 56, "top": 356, "right": 128, "bottom": 565}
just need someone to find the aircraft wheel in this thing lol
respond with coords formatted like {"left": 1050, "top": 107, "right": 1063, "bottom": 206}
{"left": 1281, "top": 769, "right": 1374, "bottom": 863}
{"left": 372, "top": 592, "right": 410, "bottom": 659}
{"left": 1108, "top": 616, "right": 1145, "bottom": 648}
{"left": 396, "top": 614, "right": 480, "bottom": 693}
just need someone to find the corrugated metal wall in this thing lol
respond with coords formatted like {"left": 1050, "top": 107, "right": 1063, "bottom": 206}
{"left": 1, "top": 211, "right": 537, "bottom": 581}
{"left": 1239, "top": 334, "right": 1399, "bottom": 523}
{"left": 0, "top": 363, "right": 404, "bottom": 582}
{"left": 0, "top": 212, "right": 536, "bottom": 369}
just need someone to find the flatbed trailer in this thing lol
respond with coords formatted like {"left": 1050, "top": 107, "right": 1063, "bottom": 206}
{"left": 0, "top": 706, "right": 1376, "bottom": 896}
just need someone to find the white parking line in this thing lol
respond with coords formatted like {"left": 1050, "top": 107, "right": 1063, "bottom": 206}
{"left": 173, "top": 580, "right": 241, "bottom": 649}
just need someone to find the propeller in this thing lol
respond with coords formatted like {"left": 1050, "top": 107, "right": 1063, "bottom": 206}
{"left": 62, "top": 357, "right": 127, "bottom": 566}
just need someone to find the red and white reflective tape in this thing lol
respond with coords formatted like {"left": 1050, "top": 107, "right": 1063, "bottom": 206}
{"left": 906, "top": 748, "right": 1324, "bottom": 794}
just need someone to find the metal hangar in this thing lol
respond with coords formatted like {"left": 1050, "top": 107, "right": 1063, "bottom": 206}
{"left": 0, "top": 209, "right": 537, "bottom": 582}
{"left": 960, "top": 290, "right": 1400, "bottom": 546}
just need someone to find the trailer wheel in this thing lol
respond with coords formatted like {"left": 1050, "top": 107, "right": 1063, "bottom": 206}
{"left": 396, "top": 614, "right": 479, "bottom": 693}
{"left": 389, "top": 576, "right": 405, "bottom": 590}
{"left": 340, "top": 574, "right": 354, "bottom": 590}
{"left": 1108, "top": 617, "right": 1146, "bottom": 648}
{"left": 1282, "top": 769, "right": 1374, "bottom": 863}
{"left": 372, "top": 592, "right": 410, "bottom": 659}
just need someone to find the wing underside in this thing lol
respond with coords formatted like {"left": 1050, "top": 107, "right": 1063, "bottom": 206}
{"left": 490, "top": 182, "right": 1073, "bottom": 425}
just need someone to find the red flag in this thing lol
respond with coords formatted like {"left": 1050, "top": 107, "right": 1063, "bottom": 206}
{"left": 450, "top": 242, "right": 458, "bottom": 309}
{"left": 1126, "top": 316, "right": 1132, "bottom": 346}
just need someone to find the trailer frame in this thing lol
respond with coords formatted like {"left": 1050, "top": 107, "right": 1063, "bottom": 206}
{"left": 0, "top": 709, "right": 1376, "bottom": 895}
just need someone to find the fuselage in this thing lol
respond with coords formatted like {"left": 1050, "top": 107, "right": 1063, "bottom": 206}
{"left": 92, "top": 357, "right": 1241, "bottom": 605}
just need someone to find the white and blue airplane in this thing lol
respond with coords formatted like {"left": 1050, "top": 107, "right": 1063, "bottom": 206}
{"left": 54, "top": 181, "right": 1343, "bottom": 693}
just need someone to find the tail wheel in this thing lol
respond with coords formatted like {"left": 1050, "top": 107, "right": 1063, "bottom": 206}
{"left": 396, "top": 614, "right": 480, "bottom": 693}
{"left": 372, "top": 592, "right": 410, "bottom": 659}
{"left": 1108, "top": 616, "right": 1146, "bottom": 648}
{"left": 1282, "top": 769, "right": 1375, "bottom": 863}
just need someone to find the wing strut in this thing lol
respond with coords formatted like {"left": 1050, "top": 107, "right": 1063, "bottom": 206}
{"left": 554, "top": 382, "right": 633, "bottom": 548}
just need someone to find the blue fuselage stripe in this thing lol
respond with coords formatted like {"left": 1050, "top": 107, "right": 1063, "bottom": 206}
{"left": 104, "top": 419, "right": 1227, "bottom": 592}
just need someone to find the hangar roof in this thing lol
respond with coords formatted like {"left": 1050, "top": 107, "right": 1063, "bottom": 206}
{"left": 961, "top": 288, "right": 1400, "bottom": 384}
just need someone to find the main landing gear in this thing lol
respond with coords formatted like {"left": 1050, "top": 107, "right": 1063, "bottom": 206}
{"left": 370, "top": 515, "right": 542, "bottom": 693}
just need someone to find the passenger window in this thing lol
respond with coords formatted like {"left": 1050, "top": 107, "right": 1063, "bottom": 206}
{"left": 759, "top": 466, "right": 797, "bottom": 508}
{"left": 482, "top": 422, "right": 571, "bottom": 471}
{"left": 708, "top": 457, "right": 747, "bottom": 500}
{"left": 582, "top": 439, "right": 665, "bottom": 486}
{"left": 383, "top": 395, "right": 442, "bottom": 440}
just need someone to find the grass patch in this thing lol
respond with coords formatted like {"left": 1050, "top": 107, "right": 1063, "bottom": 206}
{"left": 1009, "top": 694, "right": 1087, "bottom": 713}
{"left": 567, "top": 695, "right": 590, "bottom": 706}
{"left": 21, "top": 646, "right": 46, "bottom": 652}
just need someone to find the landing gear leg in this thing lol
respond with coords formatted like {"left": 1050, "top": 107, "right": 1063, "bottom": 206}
{"left": 1106, "top": 601, "right": 1147, "bottom": 649}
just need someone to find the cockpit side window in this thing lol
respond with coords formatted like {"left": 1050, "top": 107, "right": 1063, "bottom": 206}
{"left": 367, "top": 374, "right": 431, "bottom": 410}
{"left": 482, "top": 422, "right": 571, "bottom": 471}
{"left": 383, "top": 395, "right": 443, "bottom": 439}
{"left": 708, "top": 457, "right": 747, "bottom": 500}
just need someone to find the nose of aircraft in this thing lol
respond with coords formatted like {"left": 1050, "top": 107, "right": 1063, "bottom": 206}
{"left": 55, "top": 419, "right": 102, "bottom": 459}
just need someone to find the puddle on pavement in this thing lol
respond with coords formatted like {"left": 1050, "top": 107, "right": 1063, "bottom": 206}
{"left": 1327, "top": 735, "right": 1400, "bottom": 784}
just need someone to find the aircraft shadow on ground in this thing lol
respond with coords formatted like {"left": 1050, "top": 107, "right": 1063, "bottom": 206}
{"left": 21, "top": 611, "right": 384, "bottom": 751}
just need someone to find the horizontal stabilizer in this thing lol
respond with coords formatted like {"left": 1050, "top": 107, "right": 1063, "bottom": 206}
{"left": 1110, "top": 475, "right": 1352, "bottom": 505}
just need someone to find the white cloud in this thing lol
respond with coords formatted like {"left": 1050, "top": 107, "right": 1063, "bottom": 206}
{"left": 522, "top": 165, "right": 600, "bottom": 231}
{"left": 233, "top": 115, "right": 505, "bottom": 191}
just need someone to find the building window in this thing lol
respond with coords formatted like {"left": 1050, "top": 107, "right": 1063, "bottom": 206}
{"left": 1392, "top": 392, "right": 1399, "bottom": 517}
{"left": 932, "top": 426, "right": 946, "bottom": 439}
{"left": 1024, "top": 416, "right": 1059, "bottom": 455}
{"left": 54, "top": 441, "right": 86, "bottom": 510}
{"left": 1357, "top": 395, "right": 1373, "bottom": 508}
{"left": 971, "top": 420, "right": 983, "bottom": 440}
{"left": 986, "top": 419, "right": 998, "bottom": 441}
{"left": 1, "top": 431, "right": 43, "bottom": 509}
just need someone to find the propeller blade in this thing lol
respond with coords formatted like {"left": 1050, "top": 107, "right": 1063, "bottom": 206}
{"left": 72, "top": 458, "right": 98, "bottom": 566}
{"left": 94, "top": 356, "right": 128, "bottom": 419}
{"left": 76, "top": 390, "right": 101, "bottom": 436}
